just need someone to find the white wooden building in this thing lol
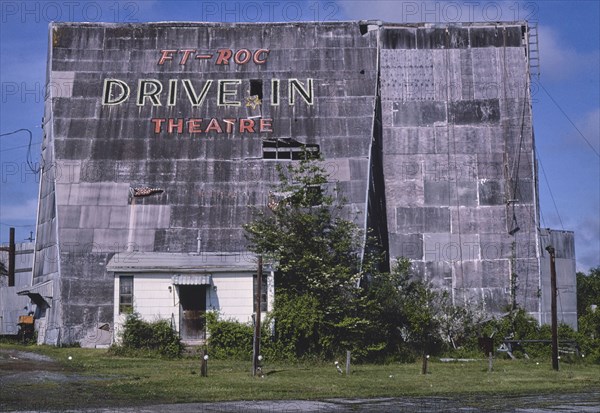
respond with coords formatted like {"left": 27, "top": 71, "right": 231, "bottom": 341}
{"left": 106, "top": 252, "right": 273, "bottom": 344}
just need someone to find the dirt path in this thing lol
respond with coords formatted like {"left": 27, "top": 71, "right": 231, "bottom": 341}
{"left": 0, "top": 348, "right": 92, "bottom": 386}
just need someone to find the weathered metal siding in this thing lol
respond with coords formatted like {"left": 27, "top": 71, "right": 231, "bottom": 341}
{"left": 0, "top": 242, "right": 35, "bottom": 335}
{"left": 41, "top": 21, "right": 377, "bottom": 343}
{"left": 379, "top": 23, "right": 541, "bottom": 315}
{"left": 539, "top": 229, "right": 577, "bottom": 328}
{"left": 32, "top": 21, "right": 576, "bottom": 344}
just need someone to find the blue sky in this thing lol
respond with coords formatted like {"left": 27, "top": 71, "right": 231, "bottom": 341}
{"left": 0, "top": 0, "right": 598, "bottom": 271}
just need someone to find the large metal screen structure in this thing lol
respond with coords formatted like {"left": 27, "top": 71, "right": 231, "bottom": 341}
{"left": 28, "top": 21, "right": 576, "bottom": 345}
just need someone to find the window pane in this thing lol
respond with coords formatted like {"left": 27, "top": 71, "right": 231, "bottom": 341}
{"left": 119, "top": 276, "right": 133, "bottom": 314}
{"left": 120, "top": 296, "right": 132, "bottom": 305}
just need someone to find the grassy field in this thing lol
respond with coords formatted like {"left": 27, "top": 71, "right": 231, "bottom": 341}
{"left": 1, "top": 343, "right": 599, "bottom": 411}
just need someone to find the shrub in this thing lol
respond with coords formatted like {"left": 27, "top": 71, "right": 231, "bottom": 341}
{"left": 267, "top": 292, "right": 324, "bottom": 360}
{"left": 206, "top": 312, "right": 254, "bottom": 359}
{"left": 110, "top": 313, "right": 183, "bottom": 358}
{"left": 577, "top": 305, "right": 600, "bottom": 363}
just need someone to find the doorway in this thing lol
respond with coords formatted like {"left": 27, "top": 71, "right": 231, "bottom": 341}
{"left": 178, "top": 285, "right": 207, "bottom": 341}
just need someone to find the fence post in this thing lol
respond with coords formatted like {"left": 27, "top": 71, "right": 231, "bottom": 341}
{"left": 201, "top": 349, "right": 208, "bottom": 377}
{"left": 345, "top": 351, "right": 351, "bottom": 375}
{"left": 421, "top": 353, "right": 428, "bottom": 374}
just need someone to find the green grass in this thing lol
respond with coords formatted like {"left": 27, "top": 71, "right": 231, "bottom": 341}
{"left": 1, "top": 343, "right": 599, "bottom": 411}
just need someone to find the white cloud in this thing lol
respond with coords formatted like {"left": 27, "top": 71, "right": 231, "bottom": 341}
{"left": 573, "top": 214, "right": 600, "bottom": 272}
{"left": 537, "top": 25, "right": 600, "bottom": 81}
{"left": 0, "top": 198, "right": 38, "bottom": 223}
{"left": 572, "top": 107, "right": 600, "bottom": 153}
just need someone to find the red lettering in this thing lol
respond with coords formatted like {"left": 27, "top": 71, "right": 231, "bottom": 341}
{"left": 188, "top": 119, "right": 203, "bottom": 133}
{"left": 152, "top": 118, "right": 273, "bottom": 134}
{"left": 151, "top": 118, "right": 165, "bottom": 133}
{"left": 205, "top": 118, "right": 223, "bottom": 133}
{"left": 223, "top": 118, "right": 236, "bottom": 134}
{"left": 179, "top": 49, "right": 196, "bottom": 65}
{"left": 158, "top": 50, "right": 176, "bottom": 65}
{"left": 260, "top": 118, "right": 273, "bottom": 132}
{"left": 216, "top": 49, "right": 232, "bottom": 65}
{"left": 234, "top": 49, "right": 251, "bottom": 65}
{"left": 239, "top": 119, "right": 255, "bottom": 133}
{"left": 253, "top": 49, "right": 270, "bottom": 64}
{"left": 168, "top": 118, "right": 184, "bottom": 133}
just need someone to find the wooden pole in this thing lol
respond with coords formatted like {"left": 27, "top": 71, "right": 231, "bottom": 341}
{"left": 8, "top": 227, "right": 15, "bottom": 287}
{"left": 345, "top": 351, "right": 351, "bottom": 375}
{"left": 488, "top": 352, "right": 493, "bottom": 372}
{"left": 421, "top": 353, "right": 428, "bottom": 374}
{"left": 546, "top": 246, "right": 559, "bottom": 371}
{"left": 252, "top": 256, "right": 263, "bottom": 377}
{"left": 200, "top": 349, "right": 208, "bottom": 377}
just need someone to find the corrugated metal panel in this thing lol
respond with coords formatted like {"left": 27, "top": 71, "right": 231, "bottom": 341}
{"left": 18, "top": 280, "right": 53, "bottom": 300}
{"left": 172, "top": 274, "right": 212, "bottom": 285}
{"left": 0, "top": 286, "right": 32, "bottom": 335}
{"left": 106, "top": 252, "right": 258, "bottom": 273}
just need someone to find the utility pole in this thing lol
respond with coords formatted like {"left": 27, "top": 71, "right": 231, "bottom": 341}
{"left": 545, "top": 245, "right": 559, "bottom": 371}
{"left": 252, "top": 255, "right": 263, "bottom": 377}
{"left": 0, "top": 228, "right": 16, "bottom": 286}
{"left": 8, "top": 228, "right": 15, "bottom": 287}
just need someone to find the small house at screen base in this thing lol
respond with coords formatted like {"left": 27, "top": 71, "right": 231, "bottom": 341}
{"left": 106, "top": 252, "right": 273, "bottom": 345}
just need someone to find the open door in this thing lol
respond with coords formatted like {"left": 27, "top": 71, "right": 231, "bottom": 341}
{"left": 179, "top": 285, "right": 207, "bottom": 341}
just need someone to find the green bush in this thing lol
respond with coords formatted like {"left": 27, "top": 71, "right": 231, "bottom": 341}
{"left": 110, "top": 313, "right": 183, "bottom": 358}
{"left": 577, "top": 306, "right": 600, "bottom": 363}
{"left": 267, "top": 292, "right": 324, "bottom": 360}
{"left": 463, "top": 309, "right": 582, "bottom": 361}
{"left": 206, "top": 312, "right": 254, "bottom": 359}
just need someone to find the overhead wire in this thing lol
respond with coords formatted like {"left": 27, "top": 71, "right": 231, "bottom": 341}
{"left": 0, "top": 129, "right": 41, "bottom": 173}
{"left": 0, "top": 129, "right": 42, "bottom": 236}
{"left": 444, "top": 29, "right": 465, "bottom": 306}
{"left": 0, "top": 141, "right": 42, "bottom": 152}
{"left": 503, "top": 27, "right": 525, "bottom": 310}
{"left": 538, "top": 81, "right": 600, "bottom": 158}
{"left": 0, "top": 222, "right": 36, "bottom": 228}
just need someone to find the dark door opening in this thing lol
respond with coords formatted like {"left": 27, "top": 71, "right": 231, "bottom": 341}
{"left": 179, "top": 285, "right": 207, "bottom": 341}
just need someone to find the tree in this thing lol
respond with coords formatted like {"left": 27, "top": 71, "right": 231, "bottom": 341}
{"left": 245, "top": 158, "right": 362, "bottom": 296}
{"left": 576, "top": 267, "right": 600, "bottom": 363}
{"left": 244, "top": 157, "right": 366, "bottom": 358}
{"left": 577, "top": 267, "right": 600, "bottom": 316}
{"left": 363, "top": 256, "right": 495, "bottom": 361}
{"left": 243, "top": 157, "right": 484, "bottom": 361}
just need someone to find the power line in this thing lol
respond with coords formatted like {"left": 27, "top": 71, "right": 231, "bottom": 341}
{"left": 0, "top": 222, "right": 36, "bottom": 228}
{"left": 538, "top": 81, "right": 600, "bottom": 158}
{"left": 0, "top": 141, "right": 42, "bottom": 153}
{"left": 0, "top": 129, "right": 41, "bottom": 173}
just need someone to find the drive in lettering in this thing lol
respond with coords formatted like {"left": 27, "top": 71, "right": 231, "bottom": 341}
{"left": 99, "top": 48, "right": 315, "bottom": 136}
